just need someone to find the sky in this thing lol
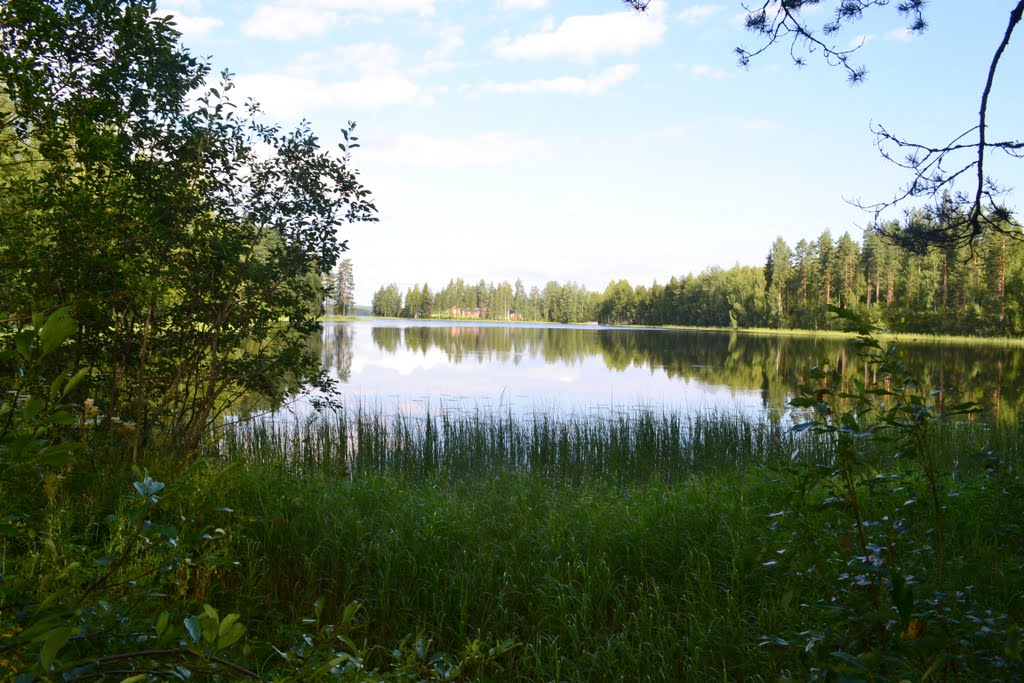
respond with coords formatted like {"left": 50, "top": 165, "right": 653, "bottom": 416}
{"left": 159, "top": 0, "right": 1024, "bottom": 305}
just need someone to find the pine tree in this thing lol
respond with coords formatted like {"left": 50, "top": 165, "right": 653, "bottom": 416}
{"left": 335, "top": 259, "right": 355, "bottom": 317}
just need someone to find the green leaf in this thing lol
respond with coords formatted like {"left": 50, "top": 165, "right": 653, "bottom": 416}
{"left": 200, "top": 605, "right": 219, "bottom": 643}
{"left": 216, "top": 613, "right": 245, "bottom": 650}
{"left": 156, "top": 611, "right": 170, "bottom": 637}
{"left": 22, "top": 397, "right": 45, "bottom": 422}
{"left": 313, "top": 654, "right": 352, "bottom": 677}
{"left": 184, "top": 616, "right": 201, "bottom": 643}
{"left": 61, "top": 367, "right": 90, "bottom": 399}
{"left": 313, "top": 596, "right": 325, "bottom": 621}
{"left": 36, "top": 442, "right": 81, "bottom": 466}
{"left": 14, "top": 330, "right": 34, "bottom": 360}
{"left": 120, "top": 675, "right": 149, "bottom": 683}
{"left": 38, "top": 307, "right": 76, "bottom": 357}
{"left": 40, "top": 626, "right": 72, "bottom": 670}
{"left": 789, "top": 397, "right": 818, "bottom": 408}
{"left": 43, "top": 411, "right": 78, "bottom": 426}
{"left": 54, "top": 561, "right": 80, "bottom": 582}
{"left": 341, "top": 600, "right": 361, "bottom": 627}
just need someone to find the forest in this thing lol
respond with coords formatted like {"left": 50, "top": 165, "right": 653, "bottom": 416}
{"left": 372, "top": 217, "right": 1024, "bottom": 336}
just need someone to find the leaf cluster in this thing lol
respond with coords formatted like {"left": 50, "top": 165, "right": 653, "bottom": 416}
{"left": 761, "top": 306, "right": 1023, "bottom": 678}
{"left": 0, "top": 0, "right": 377, "bottom": 462}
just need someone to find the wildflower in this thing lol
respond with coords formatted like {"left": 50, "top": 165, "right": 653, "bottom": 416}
{"left": 83, "top": 398, "right": 100, "bottom": 420}
{"left": 111, "top": 418, "right": 137, "bottom": 438}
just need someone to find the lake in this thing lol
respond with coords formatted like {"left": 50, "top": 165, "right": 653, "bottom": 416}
{"left": 298, "top": 320, "right": 1023, "bottom": 424}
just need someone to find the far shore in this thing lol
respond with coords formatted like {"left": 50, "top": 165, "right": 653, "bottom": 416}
{"left": 332, "top": 315, "right": 1024, "bottom": 346}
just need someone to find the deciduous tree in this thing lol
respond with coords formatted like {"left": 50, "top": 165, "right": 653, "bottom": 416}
{"left": 0, "top": 0, "right": 376, "bottom": 457}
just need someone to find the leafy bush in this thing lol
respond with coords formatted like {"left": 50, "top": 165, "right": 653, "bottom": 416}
{"left": 763, "top": 307, "right": 1024, "bottom": 680}
{"left": 1, "top": 309, "right": 515, "bottom": 681}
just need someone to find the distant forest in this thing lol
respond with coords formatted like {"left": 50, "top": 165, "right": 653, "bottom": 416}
{"left": 372, "top": 217, "right": 1024, "bottom": 336}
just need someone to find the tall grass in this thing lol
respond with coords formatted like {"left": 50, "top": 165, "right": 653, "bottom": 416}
{"left": 219, "top": 407, "right": 1018, "bottom": 482}
{"left": 221, "top": 408, "right": 805, "bottom": 481}
{"left": 204, "top": 409, "right": 1024, "bottom": 680}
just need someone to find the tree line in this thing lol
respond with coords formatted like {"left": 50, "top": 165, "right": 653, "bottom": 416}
{"left": 372, "top": 213, "right": 1024, "bottom": 336}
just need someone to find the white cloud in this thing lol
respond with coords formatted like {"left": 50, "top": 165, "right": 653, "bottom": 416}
{"left": 274, "top": 0, "right": 434, "bottom": 11}
{"left": 160, "top": 0, "right": 203, "bottom": 11}
{"left": 234, "top": 72, "right": 423, "bottom": 118}
{"left": 730, "top": 10, "right": 755, "bottom": 29}
{"left": 426, "top": 25, "right": 464, "bottom": 60}
{"left": 485, "top": 64, "right": 638, "bottom": 96}
{"left": 304, "top": 43, "right": 404, "bottom": 75}
{"left": 158, "top": 0, "right": 222, "bottom": 38}
{"left": 677, "top": 4, "right": 722, "bottom": 25}
{"left": 689, "top": 64, "right": 729, "bottom": 79}
{"left": 497, "top": 0, "right": 547, "bottom": 9}
{"left": 493, "top": 1, "right": 666, "bottom": 62}
{"left": 848, "top": 33, "right": 876, "bottom": 48}
{"left": 847, "top": 28, "right": 909, "bottom": 49}
{"left": 335, "top": 0, "right": 434, "bottom": 11}
{"left": 233, "top": 41, "right": 441, "bottom": 115}
{"left": 362, "top": 132, "right": 551, "bottom": 166}
{"left": 242, "top": 5, "right": 337, "bottom": 39}
{"left": 242, "top": 0, "right": 436, "bottom": 40}
{"left": 166, "top": 11, "right": 223, "bottom": 38}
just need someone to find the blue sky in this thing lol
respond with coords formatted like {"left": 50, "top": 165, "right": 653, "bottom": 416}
{"left": 161, "top": 1, "right": 1024, "bottom": 305}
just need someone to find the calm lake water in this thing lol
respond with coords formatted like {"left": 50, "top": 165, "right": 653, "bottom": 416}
{"left": 302, "top": 320, "right": 1023, "bottom": 423}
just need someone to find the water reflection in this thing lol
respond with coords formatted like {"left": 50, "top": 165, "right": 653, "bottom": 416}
{"left": 311, "top": 321, "right": 1023, "bottom": 422}
{"left": 308, "top": 323, "right": 354, "bottom": 382}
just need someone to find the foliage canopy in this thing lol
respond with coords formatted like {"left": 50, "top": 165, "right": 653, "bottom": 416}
{"left": 0, "top": 0, "right": 376, "bottom": 457}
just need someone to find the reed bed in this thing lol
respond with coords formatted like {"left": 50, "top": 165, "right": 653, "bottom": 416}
{"left": 220, "top": 408, "right": 807, "bottom": 481}
{"left": 218, "top": 407, "right": 1018, "bottom": 482}
{"left": 200, "top": 409, "right": 1024, "bottom": 679}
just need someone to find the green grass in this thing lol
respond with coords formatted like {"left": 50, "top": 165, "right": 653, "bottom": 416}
{"left": 221, "top": 409, "right": 805, "bottom": 482}
{"left": 7, "top": 407, "right": 1020, "bottom": 680}
{"left": 203, "top": 409, "right": 1024, "bottom": 680}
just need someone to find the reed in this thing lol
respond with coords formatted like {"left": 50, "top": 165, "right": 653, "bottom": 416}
{"left": 219, "top": 407, "right": 1017, "bottom": 482}
{"left": 203, "top": 409, "right": 1024, "bottom": 680}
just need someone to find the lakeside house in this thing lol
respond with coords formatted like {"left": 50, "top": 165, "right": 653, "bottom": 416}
{"left": 445, "top": 306, "right": 524, "bottom": 321}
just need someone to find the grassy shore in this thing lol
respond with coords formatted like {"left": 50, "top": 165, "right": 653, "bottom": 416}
{"left": 319, "top": 315, "right": 362, "bottom": 322}
{"left": 7, "top": 408, "right": 1022, "bottom": 680}
{"left": 205, "top": 410, "right": 1024, "bottom": 680}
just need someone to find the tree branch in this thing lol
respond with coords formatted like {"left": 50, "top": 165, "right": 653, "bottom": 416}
{"left": 626, "top": 1, "right": 1023, "bottom": 248}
